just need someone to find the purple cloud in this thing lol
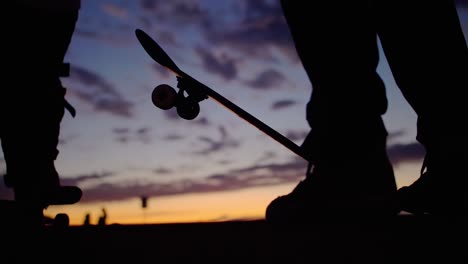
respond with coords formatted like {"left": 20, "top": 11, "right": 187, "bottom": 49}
{"left": 244, "top": 69, "right": 286, "bottom": 89}
{"left": 285, "top": 130, "right": 308, "bottom": 142}
{"left": 75, "top": 157, "right": 307, "bottom": 203}
{"left": 387, "top": 142, "right": 425, "bottom": 166}
{"left": 195, "top": 46, "right": 238, "bottom": 81}
{"left": 112, "top": 127, "right": 151, "bottom": 143}
{"left": 139, "top": 0, "right": 205, "bottom": 25}
{"left": 153, "top": 167, "right": 172, "bottom": 175}
{"left": 141, "top": 0, "right": 160, "bottom": 10}
{"left": 201, "top": 1, "right": 298, "bottom": 62}
{"left": 193, "top": 126, "right": 240, "bottom": 155}
{"left": 271, "top": 99, "right": 297, "bottom": 110}
{"left": 163, "top": 133, "right": 184, "bottom": 141}
{"left": 164, "top": 108, "right": 211, "bottom": 126}
{"left": 64, "top": 171, "right": 115, "bottom": 185}
{"left": 101, "top": 3, "right": 128, "bottom": 20}
{"left": 70, "top": 65, "right": 134, "bottom": 117}
{"left": 62, "top": 140, "right": 431, "bottom": 204}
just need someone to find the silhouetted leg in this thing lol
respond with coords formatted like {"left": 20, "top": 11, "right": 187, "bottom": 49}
{"left": 266, "top": 1, "right": 398, "bottom": 222}
{"left": 375, "top": 0, "right": 468, "bottom": 215}
{"left": 2, "top": 4, "right": 79, "bottom": 210}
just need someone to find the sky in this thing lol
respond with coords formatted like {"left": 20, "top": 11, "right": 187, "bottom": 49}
{"left": 1, "top": 0, "right": 467, "bottom": 226}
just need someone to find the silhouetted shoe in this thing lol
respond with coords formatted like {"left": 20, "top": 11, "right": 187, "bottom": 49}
{"left": 45, "top": 185, "right": 82, "bottom": 206}
{"left": 14, "top": 185, "right": 82, "bottom": 209}
{"left": 266, "top": 159, "right": 399, "bottom": 224}
{"left": 265, "top": 173, "right": 315, "bottom": 223}
{"left": 398, "top": 163, "right": 468, "bottom": 216}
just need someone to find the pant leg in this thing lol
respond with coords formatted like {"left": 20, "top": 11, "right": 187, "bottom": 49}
{"left": 374, "top": 0, "right": 468, "bottom": 157}
{"left": 281, "top": 0, "right": 389, "bottom": 163}
{"left": 1, "top": 5, "right": 79, "bottom": 203}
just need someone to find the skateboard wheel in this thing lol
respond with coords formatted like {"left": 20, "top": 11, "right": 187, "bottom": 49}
{"left": 177, "top": 99, "right": 200, "bottom": 120}
{"left": 54, "top": 213, "right": 70, "bottom": 228}
{"left": 152, "top": 84, "right": 177, "bottom": 110}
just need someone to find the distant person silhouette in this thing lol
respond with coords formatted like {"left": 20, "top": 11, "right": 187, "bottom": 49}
{"left": 83, "top": 213, "right": 91, "bottom": 226}
{"left": 1, "top": 1, "right": 82, "bottom": 226}
{"left": 266, "top": 0, "right": 467, "bottom": 222}
{"left": 98, "top": 208, "right": 107, "bottom": 226}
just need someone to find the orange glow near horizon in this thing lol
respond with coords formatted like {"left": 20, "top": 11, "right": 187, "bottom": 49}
{"left": 44, "top": 183, "right": 297, "bottom": 226}
{"left": 43, "top": 163, "right": 422, "bottom": 226}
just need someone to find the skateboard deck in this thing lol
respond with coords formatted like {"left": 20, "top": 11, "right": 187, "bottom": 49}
{"left": 135, "top": 29, "right": 308, "bottom": 161}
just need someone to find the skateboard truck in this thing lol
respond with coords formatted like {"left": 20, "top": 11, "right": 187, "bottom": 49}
{"left": 152, "top": 72, "right": 209, "bottom": 120}
{"left": 137, "top": 29, "right": 308, "bottom": 161}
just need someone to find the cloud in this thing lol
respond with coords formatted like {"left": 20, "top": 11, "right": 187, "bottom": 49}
{"left": 70, "top": 140, "right": 429, "bottom": 204}
{"left": 244, "top": 69, "right": 286, "bottom": 89}
{"left": 285, "top": 130, "right": 308, "bottom": 142}
{"left": 153, "top": 167, "right": 172, "bottom": 175}
{"left": 0, "top": 143, "right": 429, "bottom": 205}
{"left": 112, "top": 127, "right": 151, "bottom": 143}
{"left": 167, "top": 2, "right": 205, "bottom": 23}
{"left": 192, "top": 116, "right": 210, "bottom": 126}
{"left": 195, "top": 46, "right": 238, "bottom": 81}
{"left": 101, "top": 3, "right": 129, "bottom": 20}
{"left": 113, "top": 128, "right": 129, "bottom": 135}
{"left": 76, "top": 157, "right": 307, "bottom": 203}
{"left": 387, "top": 130, "right": 406, "bottom": 141}
{"left": 162, "top": 133, "right": 184, "bottom": 141}
{"left": 70, "top": 65, "right": 134, "bottom": 117}
{"left": 201, "top": 1, "right": 298, "bottom": 62}
{"left": 253, "top": 151, "right": 277, "bottom": 164}
{"left": 139, "top": 1, "right": 205, "bottom": 25}
{"left": 137, "top": 127, "right": 150, "bottom": 135}
{"left": 79, "top": 182, "right": 150, "bottom": 203}
{"left": 75, "top": 29, "right": 135, "bottom": 47}
{"left": 74, "top": 11, "right": 135, "bottom": 48}
{"left": 75, "top": 29, "right": 99, "bottom": 39}
{"left": 138, "top": 1, "right": 297, "bottom": 62}
{"left": 218, "top": 159, "right": 233, "bottom": 165}
{"left": 141, "top": 0, "right": 160, "bottom": 10}
{"left": 193, "top": 126, "right": 240, "bottom": 155}
{"left": 164, "top": 108, "right": 211, "bottom": 126}
{"left": 136, "top": 127, "right": 151, "bottom": 143}
{"left": 58, "top": 135, "right": 77, "bottom": 145}
{"left": 387, "top": 142, "right": 425, "bottom": 166}
{"left": 65, "top": 171, "right": 115, "bottom": 185}
{"left": 271, "top": 99, "right": 297, "bottom": 110}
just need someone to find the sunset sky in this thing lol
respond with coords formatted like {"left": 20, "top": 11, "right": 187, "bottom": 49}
{"left": 1, "top": 0, "right": 467, "bottom": 226}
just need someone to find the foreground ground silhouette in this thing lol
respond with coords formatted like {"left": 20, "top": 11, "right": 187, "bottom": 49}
{"left": 2, "top": 216, "right": 467, "bottom": 263}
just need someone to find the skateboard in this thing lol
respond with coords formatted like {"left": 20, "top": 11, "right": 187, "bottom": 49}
{"left": 0, "top": 186, "right": 82, "bottom": 229}
{"left": 135, "top": 29, "right": 308, "bottom": 161}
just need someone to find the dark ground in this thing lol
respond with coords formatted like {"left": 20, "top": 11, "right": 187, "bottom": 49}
{"left": 2, "top": 215, "right": 467, "bottom": 263}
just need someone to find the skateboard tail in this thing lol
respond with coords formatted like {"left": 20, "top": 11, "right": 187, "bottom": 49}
{"left": 205, "top": 82, "right": 307, "bottom": 161}
{"left": 135, "top": 29, "right": 182, "bottom": 76}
